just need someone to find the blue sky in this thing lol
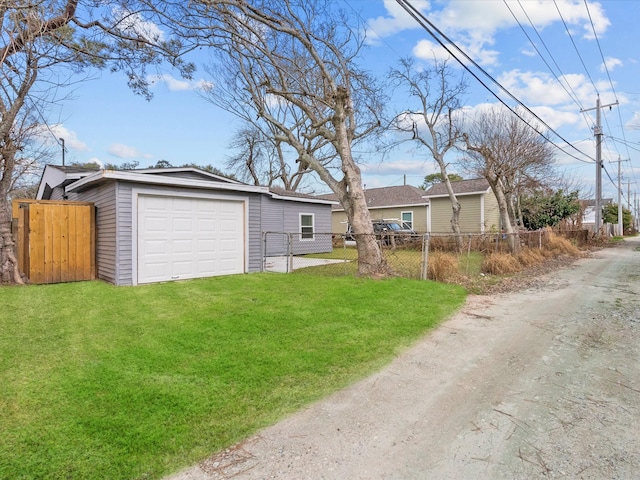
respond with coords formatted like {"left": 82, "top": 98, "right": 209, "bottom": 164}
{"left": 45, "top": 0, "right": 640, "bottom": 204}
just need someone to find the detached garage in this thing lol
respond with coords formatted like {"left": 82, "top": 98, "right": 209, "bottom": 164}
{"left": 36, "top": 165, "right": 335, "bottom": 285}
{"left": 136, "top": 195, "right": 245, "bottom": 284}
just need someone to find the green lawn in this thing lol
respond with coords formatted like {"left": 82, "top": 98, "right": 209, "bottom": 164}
{"left": 0, "top": 274, "right": 465, "bottom": 479}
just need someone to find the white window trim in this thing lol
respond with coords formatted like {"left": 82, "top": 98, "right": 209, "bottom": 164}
{"left": 401, "top": 210, "right": 413, "bottom": 229}
{"left": 299, "top": 212, "right": 315, "bottom": 241}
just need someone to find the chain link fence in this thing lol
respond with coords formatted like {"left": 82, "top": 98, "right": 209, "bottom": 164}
{"left": 262, "top": 229, "right": 591, "bottom": 279}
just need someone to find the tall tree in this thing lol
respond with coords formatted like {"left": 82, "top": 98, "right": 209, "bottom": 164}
{"left": 0, "top": 1, "right": 193, "bottom": 284}
{"left": 462, "top": 106, "right": 555, "bottom": 253}
{"left": 389, "top": 58, "right": 467, "bottom": 249}
{"left": 225, "top": 123, "right": 311, "bottom": 190}
{"left": 201, "top": 0, "right": 390, "bottom": 276}
{"left": 520, "top": 189, "right": 580, "bottom": 230}
{"left": 420, "top": 172, "right": 463, "bottom": 190}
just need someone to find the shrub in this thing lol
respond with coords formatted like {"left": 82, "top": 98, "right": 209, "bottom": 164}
{"left": 545, "top": 232, "right": 580, "bottom": 256}
{"left": 428, "top": 251, "right": 459, "bottom": 281}
{"left": 517, "top": 248, "right": 546, "bottom": 267}
{"left": 482, "top": 252, "right": 522, "bottom": 275}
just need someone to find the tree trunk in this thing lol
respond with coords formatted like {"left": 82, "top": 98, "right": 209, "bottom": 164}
{"left": 0, "top": 196, "right": 24, "bottom": 285}
{"left": 439, "top": 164, "right": 463, "bottom": 252}
{"left": 487, "top": 176, "right": 520, "bottom": 254}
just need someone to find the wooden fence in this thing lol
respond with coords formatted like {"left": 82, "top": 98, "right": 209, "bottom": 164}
{"left": 12, "top": 200, "right": 96, "bottom": 284}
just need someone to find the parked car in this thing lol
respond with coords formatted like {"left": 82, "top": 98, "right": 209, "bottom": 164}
{"left": 345, "top": 220, "right": 416, "bottom": 243}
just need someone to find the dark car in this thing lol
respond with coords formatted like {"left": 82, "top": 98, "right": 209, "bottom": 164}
{"left": 345, "top": 220, "right": 416, "bottom": 243}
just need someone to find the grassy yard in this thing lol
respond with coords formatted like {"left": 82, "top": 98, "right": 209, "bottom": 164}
{"left": 0, "top": 274, "right": 466, "bottom": 480}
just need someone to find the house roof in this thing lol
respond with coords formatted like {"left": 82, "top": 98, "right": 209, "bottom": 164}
{"left": 316, "top": 185, "right": 428, "bottom": 211}
{"left": 422, "top": 178, "right": 491, "bottom": 198}
{"left": 38, "top": 165, "right": 335, "bottom": 205}
{"left": 269, "top": 187, "right": 338, "bottom": 205}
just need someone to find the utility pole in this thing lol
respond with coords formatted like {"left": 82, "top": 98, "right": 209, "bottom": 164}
{"left": 581, "top": 96, "right": 618, "bottom": 234}
{"left": 617, "top": 157, "right": 623, "bottom": 236}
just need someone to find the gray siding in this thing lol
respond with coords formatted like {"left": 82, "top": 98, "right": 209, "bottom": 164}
{"left": 261, "top": 196, "right": 287, "bottom": 256}
{"left": 77, "top": 179, "right": 331, "bottom": 283}
{"left": 247, "top": 194, "right": 263, "bottom": 272}
{"left": 116, "top": 183, "right": 134, "bottom": 285}
{"left": 261, "top": 197, "right": 333, "bottom": 255}
{"left": 76, "top": 182, "right": 118, "bottom": 284}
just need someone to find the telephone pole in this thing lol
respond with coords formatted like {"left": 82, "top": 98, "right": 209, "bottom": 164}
{"left": 617, "top": 157, "right": 622, "bottom": 236}
{"left": 581, "top": 96, "right": 618, "bottom": 234}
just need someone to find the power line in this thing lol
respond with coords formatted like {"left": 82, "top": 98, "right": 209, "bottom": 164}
{"left": 511, "top": 0, "right": 586, "bottom": 113}
{"left": 394, "top": 0, "right": 595, "bottom": 164}
{"left": 554, "top": 0, "right": 598, "bottom": 95}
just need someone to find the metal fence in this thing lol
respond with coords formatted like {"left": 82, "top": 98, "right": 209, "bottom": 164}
{"left": 262, "top": 229, "right": 590, "bottom": 279}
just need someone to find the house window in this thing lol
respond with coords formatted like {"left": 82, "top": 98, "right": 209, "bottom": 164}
{"left": 300, "top": 213, "right": 315, "bottom": 240}
{"left": 401, "top": 211, "right": 413, "bottom": 229}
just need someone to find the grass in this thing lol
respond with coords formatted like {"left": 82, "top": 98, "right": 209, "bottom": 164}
{"left": 0, "top": 274, "right": 466, "bottom": 480}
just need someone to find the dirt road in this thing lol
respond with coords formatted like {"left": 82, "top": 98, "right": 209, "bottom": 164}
{"left": 170, "top": 238, "right": 640, "bottom": 480}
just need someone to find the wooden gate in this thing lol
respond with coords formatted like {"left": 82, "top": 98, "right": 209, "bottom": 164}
{"left": 12, "top": 200, "right": 96, "bottom": 284}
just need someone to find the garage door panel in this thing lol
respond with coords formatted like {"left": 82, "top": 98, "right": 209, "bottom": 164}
{"left": 138, "top": 195, "right": 245, "bottom": 284}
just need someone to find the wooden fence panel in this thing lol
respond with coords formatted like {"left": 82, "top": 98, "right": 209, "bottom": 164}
{"left": 12, "top": 200, "right": 96, "bottom": 284}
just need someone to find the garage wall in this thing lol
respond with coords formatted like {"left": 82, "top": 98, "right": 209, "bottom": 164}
{"left": 261, "top": 196, "right": 333, "bottom": 255}
{"left": 76, "top": 181, "right": 118, "bottom": 284}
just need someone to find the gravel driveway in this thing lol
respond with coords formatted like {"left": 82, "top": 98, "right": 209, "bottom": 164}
{"left": 168, "top": 238, "right": 640, "bottom": 479}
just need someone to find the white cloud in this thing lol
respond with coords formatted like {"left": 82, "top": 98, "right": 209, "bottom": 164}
{"left": 371, "top": 0, "right": 611, "bottom": 68}
{"left": 495, "top": 69, "right": 613, "bottom": 111}
{"left": 108, "top": 143, "right": 152, "bottom": 159}
{"left": 412, "top": 39, "right": 453, "bottom": 63}
{"left": 36, "top": 124, "right": 88, "bottom": 151}
{"left": 147, "top": 74, "right": 213, "bottom": 92}
{"left": 113, "top": 7, "right": 164, "bottom": 43}
{"left": 365, "top": 0, "right": 431, "bottom": 42}
{"left": 601, "top": 57, "right": 622, "bottom": 72}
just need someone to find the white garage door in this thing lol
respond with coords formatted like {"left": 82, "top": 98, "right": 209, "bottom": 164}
{"left": 137, "top": 195, "right": 245, "bottom": 284}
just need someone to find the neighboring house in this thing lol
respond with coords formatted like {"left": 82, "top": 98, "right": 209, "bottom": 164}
{"left": 580, "top": 198, "right": 613, "bottom": 231}
{"left": 316, "top": 185, "right": 429, "bottom": 233}
{"left": 36, "top": 165, "right": 335, "bottom": 285}
{"left": 422, "top": 178, "right": 501, "bottom": 233}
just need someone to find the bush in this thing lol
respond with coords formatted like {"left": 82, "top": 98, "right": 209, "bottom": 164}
{"left": 545, "top": 232, "right": 580, "bottom": 256}
{"left": 517, "top": 248, "right": 546, "bottom": 267}
{"left": 482, "top": 252, "right": 522, "bottom": 275}
{"left": 428, "top": 251, "right": 459, "bottom": 281}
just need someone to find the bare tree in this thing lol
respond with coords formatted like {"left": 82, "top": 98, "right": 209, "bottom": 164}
{"left": 201, "top": 0, "right": 391, "bottom": 276}
{"left": 389, "top": 58, "right": 467, "bottom": 249}
{"left": 225, "top": 123, "right": 311, "bottom": 191}
{"left": 0, "top": 0, "right": 194, "bottom": 284}
{"left": 462, "top": 106, "right": 556, "bottom": 253}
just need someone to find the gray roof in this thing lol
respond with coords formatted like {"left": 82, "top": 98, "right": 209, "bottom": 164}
{"left": 316, "top": 185, "right": 428, "bottom": 211}
{"left": 423, "top": 178, "right": 490, "bottom": 197}
{"left": 51, "top": 165, "right": 100, "bottom": 174}
{"left": 269, "top": 187, "right": 336, "bottom": 204}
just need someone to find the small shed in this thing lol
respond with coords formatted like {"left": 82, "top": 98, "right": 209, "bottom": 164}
{"left": 36, "top": 165, "right": 335, "bottom": 285}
